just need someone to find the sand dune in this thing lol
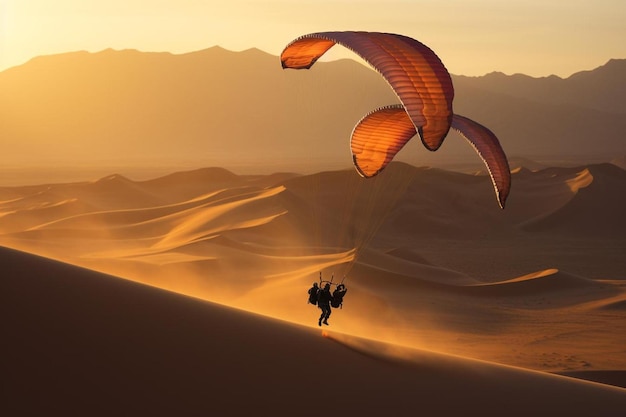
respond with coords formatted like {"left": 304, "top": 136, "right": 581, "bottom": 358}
{"left": 522, "top": 164, "right": 626, "bottom": 237}
{"left": 1, "top": 164, "right": 625, "bottom": 391}
{"left": 4, "top": 246, "right": 625, "bottom": 416}
{"left": 468, "top": 268, "right": 617, "bottom": 297}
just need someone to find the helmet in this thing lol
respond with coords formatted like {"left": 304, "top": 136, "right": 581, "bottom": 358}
{"left": 313, "top": 282, "right": 318, "bottom": 287}
{"left": 324, "top": 283, "right": 331, "bottom": 290}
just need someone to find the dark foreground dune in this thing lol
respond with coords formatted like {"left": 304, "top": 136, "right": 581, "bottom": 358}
{"left": 3, "top": 246, "right": 625, "bottom": 416}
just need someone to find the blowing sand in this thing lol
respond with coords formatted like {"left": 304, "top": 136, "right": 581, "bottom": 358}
{"left": 4, "top": 246, "right": 625, "bottom": 416}
{"left": 2, "top": 163, "right": 626, "bottom": 414}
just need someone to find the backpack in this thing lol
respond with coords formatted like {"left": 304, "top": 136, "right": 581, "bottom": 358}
{"left": 331, "top": 288, "right": 346, "bottom": 308}
{"left": 308, "top": 286, "right": 319, "bottom": 305}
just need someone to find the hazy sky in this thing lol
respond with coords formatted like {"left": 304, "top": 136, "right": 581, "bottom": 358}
{"left": 1, "top": 0, "right": 624, "bottom": 76}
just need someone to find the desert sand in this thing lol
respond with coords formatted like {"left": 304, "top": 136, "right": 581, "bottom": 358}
{"left": 2, "top": 163, "right": 626, "bottom": 415}
{"left": 4, "top": 246, "right": 626, "bottom": 416}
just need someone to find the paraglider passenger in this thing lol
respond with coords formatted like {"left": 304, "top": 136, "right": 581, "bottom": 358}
{"left": 317, "top": 283, "right": 333, "bottom": 326}
{"left": 307, "top": 282, "right": 319, "bottom": 305}
{"left": 331, "top": 284, "right": 347, "bottom": 308}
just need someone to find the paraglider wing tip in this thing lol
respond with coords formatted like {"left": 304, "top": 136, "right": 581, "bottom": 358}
{"left": 450, "top": 114, "right": 511, "bottom": 210}
{"left": 352, "top": 155, "right": 379, "bottom": 178}
{"left": 281, "top": 59, "right": 315, "bottom": 70}
{"left": 280, "top": 58, "right": 296, "bottom": 69}
{"left": 498, "top": 196, "right": 506, "bottom": 209}
{"left": 497, "top": 191, "right": 509, "bottom": 210}
{"left": 352, "top": 155, "right": 367, "bottom": 177}
{"left": 280, "top": 48, "right": 320, "bottom": 69}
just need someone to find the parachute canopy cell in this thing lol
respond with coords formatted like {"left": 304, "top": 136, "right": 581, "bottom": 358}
{"left": 281, "top": 31, "right": 455, "bottom": 151}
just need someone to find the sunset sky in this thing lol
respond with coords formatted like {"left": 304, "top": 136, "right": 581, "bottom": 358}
{"left": 1, "top": 0, "right": 625, "bottom": 76}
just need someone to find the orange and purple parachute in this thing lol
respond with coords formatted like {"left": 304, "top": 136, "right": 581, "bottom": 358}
{"left": 281, "top": 31, "right": 511, "bottom": 208}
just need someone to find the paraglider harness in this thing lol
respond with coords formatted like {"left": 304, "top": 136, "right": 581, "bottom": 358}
{"left": 307, "top": 272, "right": 347, "bottom": 309}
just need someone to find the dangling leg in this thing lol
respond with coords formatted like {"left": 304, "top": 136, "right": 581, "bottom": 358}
{"left": 323, "top": 306, "right": 331, "bottom": 325}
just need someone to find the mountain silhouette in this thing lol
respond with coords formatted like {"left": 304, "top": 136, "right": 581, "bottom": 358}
{"left": 454, "top": 59, "right": 626, "bottom": 114}
{"left": 1, "top": 48, "right": 624, "bottom": 175}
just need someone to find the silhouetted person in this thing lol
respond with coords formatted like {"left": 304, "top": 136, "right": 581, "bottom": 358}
{"left": 331, "top": 284, "right": 347, "bottom": 308}
{"left": 307, "top": 282, "right": 319, "bottom": 305}
{"left": 317, "top": 283, "right": 333, "bottom": 326}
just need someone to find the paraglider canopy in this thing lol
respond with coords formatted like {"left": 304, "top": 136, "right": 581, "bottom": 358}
{"left": 281, "top": 31, "right": 511, "bottom": 209}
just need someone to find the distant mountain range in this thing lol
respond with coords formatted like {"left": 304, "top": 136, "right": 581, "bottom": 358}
{"left": 1, "top": 48, "right": 624, "bottom": 175}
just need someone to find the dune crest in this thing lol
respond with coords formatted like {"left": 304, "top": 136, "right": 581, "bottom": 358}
{"left": 466, "top": 268, "right": 617, "bottom": 306}
{"left": 566, "top": 168, "right": 594, "bottom": 192}
{"left": 521, "top": 164, "right": 626, "bottom": 237}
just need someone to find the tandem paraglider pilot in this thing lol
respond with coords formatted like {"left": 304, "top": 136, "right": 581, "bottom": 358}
{"left": 317, "top": 283, "right": 333, "bottom": 326}
{"left": 308, "top": 278, "right": 348, "bottom": 326}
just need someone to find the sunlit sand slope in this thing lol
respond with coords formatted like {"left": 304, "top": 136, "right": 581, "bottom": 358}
{"left": 3, "top": 247, "right": 625, "bottom": 416}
